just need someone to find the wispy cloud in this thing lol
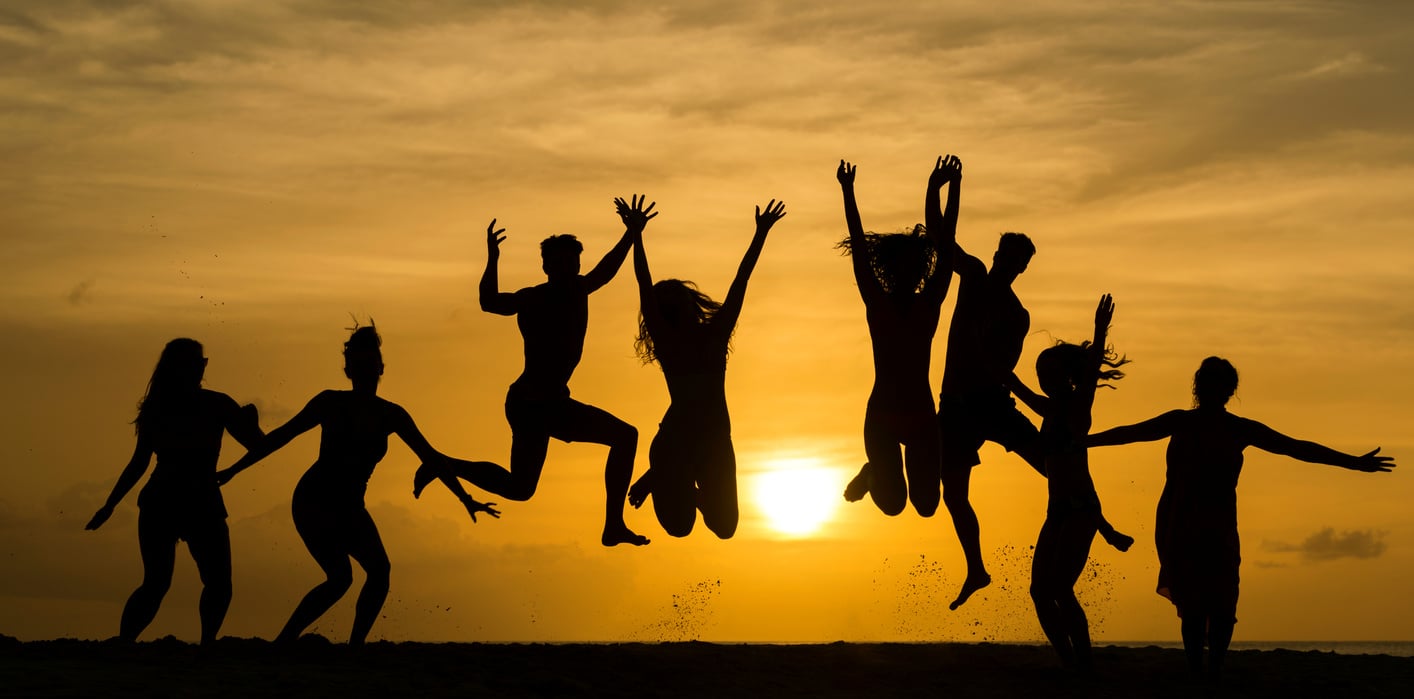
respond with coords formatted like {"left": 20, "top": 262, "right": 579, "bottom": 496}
{"left": 1262, "top": 527, "right": 1388, "bottom": 562}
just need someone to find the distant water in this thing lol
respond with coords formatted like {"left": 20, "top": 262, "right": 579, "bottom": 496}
{"left": 1111, "top": 641, "right": 1414, "bottom": 657}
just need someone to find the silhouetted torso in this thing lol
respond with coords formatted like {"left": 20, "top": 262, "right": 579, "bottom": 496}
{"left": 298, "top": 390, "right": 398, "bottom": 506}
{"left": 866, "top": 292, "right": 942, "bottom": 409}
{"left": 511, "top": 279, "right": 589, "bottom": 396}
{"left": 138, "top": 389, "right": 243, "bottom": 520}
{"left": 1039, "top": 399, "right": 1098, "bottom": 508}
{"left": 654, "top": 322, "right": 731, "bottom": 432}
{"left": 942, "top": 255, "right": 1028, "bottom": 396}
{"left": 1156, "top": 408, "right": 1248, "bottom": 605}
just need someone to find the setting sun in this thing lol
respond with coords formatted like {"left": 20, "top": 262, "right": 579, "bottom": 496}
{"left": 751, "top": 458, "right": 842, "bottom": 537}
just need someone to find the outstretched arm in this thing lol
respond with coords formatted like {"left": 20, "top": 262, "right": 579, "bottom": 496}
{"left": 214, "top": 392, "right": 327, "bottom": 485}
{"left": 85, "top": 436, "right": 155, "bottom": 530}
{"left": 1246, "top": 421, "right": 1396, "bottom": 472}
{"left": 587, "top": 195, "right": 655, "bottom": 293}
{"left": 226, "top": 401, "right": 266, "bottom": 450}
{"left": 838, "top": 160, "right": 883, "bottom": 304}
{"left": 922, "top": 155, "right": 961, "bottom": 302}
{"left": 1088, "top": 410, "right": 1181, "bottom": 448}
{"left": 393, "top": 406, "right": 500, "bottom": 521}
{"left": 479, "top": 219, "right": 518, "bottom": 316}
{"left": 716, "top": 200, "right": 786, "bottom": 332}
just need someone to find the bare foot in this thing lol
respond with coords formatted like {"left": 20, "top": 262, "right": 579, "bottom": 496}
{"left": 602, "top": 522, "right": 650, "bottom": 547}
{"left": 843, "top": 463, "right": 871, "bottom": 502}
{"left": 412, "top": 462, "right": 439, "bottom": 499}
{"left": 949, "top": 572, "right": 992, "bottom": 610}
{"left": 1101, "top": 527, "right": 1134, "bottom": 552}
{"left": 461, "top": 495, "right": 500, "bottom": 523}
{"left": 628, "top": 470, "right": 653, "bottom": 509}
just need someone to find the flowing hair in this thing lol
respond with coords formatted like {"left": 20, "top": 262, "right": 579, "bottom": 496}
{"left": 635, "top": 279, "right": 727, "bottom": 365}
{"left": 1036, "top": 340, "right": 1130, "bottom": 394}
{"left": 135, "top": 338, "right": 205, "bottom": 437}
{"left": 836, "top": 224, "right": 938, "bottom": 294}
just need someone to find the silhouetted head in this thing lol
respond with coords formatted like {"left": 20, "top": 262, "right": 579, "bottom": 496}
{"left": 343, "top": 323, "right": 384, "bottom": 385}
{"left": 837, "top": 225, "right": 937, "bottom": 294}
{"left": 992, "top": 232, "right": 1035, "bottom": 278}
{"left": 135, "top": 338, "right": 207, "bottom": 435}
{"left": 634, "top": 279, "right": 726, "bottom": 364}
{"left": 1035, "top": 340, "right": 1128, "bottom": 399}
{"left": 1193, "top": 356, "right": 1238, "bottom": 409}
{"left": 540, "top": 234, "right": 583, "bottom": 281}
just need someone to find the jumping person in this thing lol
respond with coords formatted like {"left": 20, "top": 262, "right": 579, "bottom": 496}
{"left": 837, "top": 156, "right": 959, "bottom": 517}
{"left": 1020, "top": 294, "right": 1131, "bottom": 673}
{"left": 1087, "top": 356, "right": 1394, "bottom": 681}
{"left": 86, "top": 338, "right": 264, "bottom": 644}
{"left": 418, "top": 196, "right": 656, "bottom": 547}
{"left": 216, "top": 324, "right": 498, "bottom": 645}
{"left": 624, "top": 199, "right": 787, "bottom": 538}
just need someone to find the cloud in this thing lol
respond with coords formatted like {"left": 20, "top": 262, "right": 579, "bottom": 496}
{"left": 65, "top": 279, "right": 95, "bottom": 306}
{"left": 1262, "top": 527, "right": 1388, "bottom": 562}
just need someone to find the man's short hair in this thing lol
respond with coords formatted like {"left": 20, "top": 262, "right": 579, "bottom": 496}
{"left": 540, "top": 234, "right": 583, "bottom": 258}
{"left": 997, "top": 232, "right": 1036, "bottom": 258}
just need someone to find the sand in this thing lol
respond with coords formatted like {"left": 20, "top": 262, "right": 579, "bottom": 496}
{"left": 2, "top": 636, "right": 1411, "bottom": 698}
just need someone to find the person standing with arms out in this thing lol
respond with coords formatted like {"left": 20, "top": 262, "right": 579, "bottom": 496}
{"left": 419, "top": 196, "right": 657, "bottom": 546}
{"left": 86, "top": 338, "right": 264, "bottom": 644}
{"left": 1088, "top": 356, "right": 1394, "bottom": 681}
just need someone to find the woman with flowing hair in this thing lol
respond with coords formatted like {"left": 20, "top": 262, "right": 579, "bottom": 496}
{"left": 836, "top": 156, "right": 959, "bottom": 517}
{"left": 215, "top": 322, "right": 498, "bottom": 644}
{"left": 1087, "top": 356, "right": 1394, "bottom": 681}
{"left": 86, "top": 338, "right": 264, "bottom": 644}
{"left": 1012, "top": 294, "right": 1131, "bottom": 672}
{"left": 623, "top": 198, "right": 786, "bottom": 538}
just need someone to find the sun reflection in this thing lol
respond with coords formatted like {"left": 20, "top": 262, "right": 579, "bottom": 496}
{"left": 751, "top": 457, "right": 841, "bottom": 537}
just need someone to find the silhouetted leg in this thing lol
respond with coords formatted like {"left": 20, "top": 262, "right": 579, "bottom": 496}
{"left": 1208, "top": 608, "right": 1236, "bottom": 683}
{"left": 843, "top": 462, "right": 871, "bottom": 502}
{"left": 119, "top": 510, "right": 177, "bottom": 641}
{"left": 1052, "top": 517, "right": 1098, "bottom": 672}
{"left": 1179, "top": 610, "right": 1206, "bottom": 677}
{"left": 346, "top": 509, "right": 390, "bottom": 646}
{"left": 648, "top": 425, "right": 697, "bottom": 538}
{"left": 942, "top": 462, "right": 989, "bottom": 609}
{"left": 1030, "top": 516, "right": 1073, "bottom": 667}
{"left": 697, "top": 432, "right": 739, "bottom": 539}
{"left": 553, "top": 400, "right": 646, "bottom": 547}
{"left": 902, "top": 423, "right": 940, "bottom": 518}
{"left": 279, "top": 502, "right": 353, "bottom": 642}
{"left": 186, "top": 519, "right": 233, "bottom": 645}
{"left": 862, "top": 409, "right": 906, "bottom": 516}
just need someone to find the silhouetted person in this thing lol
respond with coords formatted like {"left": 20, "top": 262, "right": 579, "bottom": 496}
{"left": 419, "top": 198, "right": 653, "bottom": 546}
{"left": 1018, "top": 295, "right": 1131, "bottom": 673}
{"left": 215, "top": 324, "right": 498, "bottom": 645}
{"left": 890, "top": 221, "right": 1128, "bottom": 610}
{"left": 836, "top": 157, "right": 959, "bottom": 517}
{"left": 86, "top": 338, "right": 264, "bottom": 644}
{"left": 1087, "top": 356, "right": 1394, "bottom": 681}
{"left": 623, "top": 199, "right": 787, "bottom": 538}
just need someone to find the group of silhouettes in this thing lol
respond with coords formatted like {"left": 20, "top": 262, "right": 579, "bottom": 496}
{"left": 86, "top": 155, "right": 1395, "bottom": 681}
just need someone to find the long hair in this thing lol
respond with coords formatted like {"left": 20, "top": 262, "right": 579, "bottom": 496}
{"left": 635, "top": 279, "right": 726, "bottom": 365}
{"left": 135, "top": 338, "right": 205, "bottom": 437}
{"left": 1193, "top": 356, "right": 1238, "bottom": 408}
{"left": 1035, "top": 340, "right": 1129, "bottom": 396}
{"left": 836, "top": 224, "right": 937, "bottom": 294}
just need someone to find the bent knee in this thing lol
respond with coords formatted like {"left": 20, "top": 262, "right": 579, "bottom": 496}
{"left": 611, "top": 421, "right": 638, "bottom": 448}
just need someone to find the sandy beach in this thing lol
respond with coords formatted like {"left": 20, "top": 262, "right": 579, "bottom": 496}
{"left": 3, "top": 636, "right": 1411, "bottom": 698}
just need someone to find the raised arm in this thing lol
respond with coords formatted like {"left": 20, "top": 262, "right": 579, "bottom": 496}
{"left": 1088, "top": 410, "right": 1182, "bottom": 448}
{"left": 1077, "top": 293, "right": 1117, "bottom": 413}
{"left": 617, "top": 194, "right": 665, "bottom": 337}
{"left": 85, "top": 435, "right": 155, "bottom": 530}
{"left": 214, "top": 392, "right": 328, "bottom": 485}
{"left": 922, "top": 155, "right": 961, "bottom": 302}
{"left": 1245, "top": 420, "right": 1396, "bottom": 472}
{"left": 716, "top": 199, "right": 786, "bottom": 333}
{"left": 479, "top": 219, "right": 518, "bottom": 316}
{"left": 838, "top": 160, "right": 883, "bottom": 304}
{"left": 586, "top": 195, "right": 655, "bottom": 293}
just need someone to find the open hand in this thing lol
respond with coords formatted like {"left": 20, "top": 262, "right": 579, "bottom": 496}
{"left": 486, "top": 219, "right": 506, "bottom": 257}
{"left": 1351, "top": 447, "right": 1396, "bottom": 472}
{"left": 930, "top": 154, "right": 962, "bottom": 188}
{"left": 755, "top": 199, "right": 787, "bottom": 231}
{"left": 461, "top": 495, "right": 501, "bottom": 522}
{"left": 1095, "top": 293, "right": 1115, "bottom": 331}
{"left": 614, "top": 194, "right": 658, "bottom": 233}
{"left": 836, "top": 159, "right": 856, "bottom": 187}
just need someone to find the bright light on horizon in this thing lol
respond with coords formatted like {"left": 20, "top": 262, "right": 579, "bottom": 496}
{"left": 750, "top": 458, "right": 842, "bottom": 537}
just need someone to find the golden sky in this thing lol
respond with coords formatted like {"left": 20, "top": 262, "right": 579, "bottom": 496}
{"left": 2, "top": 1, "right": 1411, "bottom": 643}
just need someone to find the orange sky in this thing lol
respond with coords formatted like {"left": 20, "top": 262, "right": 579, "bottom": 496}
{"left": 2, "top": 1, "right": 1411, "bottom": 643}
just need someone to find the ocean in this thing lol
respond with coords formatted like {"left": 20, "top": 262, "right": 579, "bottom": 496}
{"left": 1110, "top": 641, "right": 1414, "bottom": 657}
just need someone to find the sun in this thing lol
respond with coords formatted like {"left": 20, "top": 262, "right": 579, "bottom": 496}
{"left": 750, "top": 458, "right": 842, "bottom": 537}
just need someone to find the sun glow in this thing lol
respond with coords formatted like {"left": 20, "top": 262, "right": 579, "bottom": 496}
{"left": 750, "top": 458, "right": 842, "bottom": 537}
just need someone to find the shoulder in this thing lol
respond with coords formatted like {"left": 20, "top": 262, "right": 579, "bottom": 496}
{"left": 200, "top": 389, "right": 239, "bottom": 409}
{"left": 956, "top": 253, "right": 987, "bottom": 278}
